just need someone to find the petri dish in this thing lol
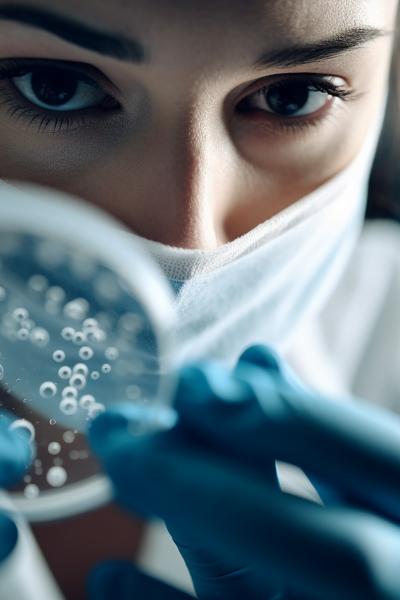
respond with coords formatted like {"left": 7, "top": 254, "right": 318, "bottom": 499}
{"left": 0, "top": 180, "right": 176, "bottom": 522}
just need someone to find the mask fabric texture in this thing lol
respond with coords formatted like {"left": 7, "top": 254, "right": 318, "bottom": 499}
{"left": 127, "top": 102, "right": 387, "bottom": 369}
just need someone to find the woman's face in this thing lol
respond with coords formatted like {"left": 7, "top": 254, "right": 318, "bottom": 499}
{"left": 0, "top": 0, "right": 398, "bottom": 248}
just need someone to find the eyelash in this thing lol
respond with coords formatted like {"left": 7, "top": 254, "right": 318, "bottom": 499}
{"left": 0, "top": 57, "right": 357, "bottom": 135}
{"left": 237, "top": 76, "right": 357, "bottom": 133}
{"left": 0, "top": 58, "right": 120, "bottom": 133}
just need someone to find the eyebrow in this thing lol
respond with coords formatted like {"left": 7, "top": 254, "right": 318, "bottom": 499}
{"left": 0, "top": 5, "right": 393, "bottom": 71}
{"left": 253, "top": 26, "right": 392, "bottom": 70}
{"left": 0, "top": 4, "right": 148, "bottom": 62}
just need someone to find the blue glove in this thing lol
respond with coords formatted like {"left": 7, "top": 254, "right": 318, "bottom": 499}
{"left": 89, "top": 345, "right": 400, "bottom": 600}
{"left": 88, "top": 561, "right": 196, "bottom": 600}
{"left": 0, "top": 413, "right": 32, "bottom": 564}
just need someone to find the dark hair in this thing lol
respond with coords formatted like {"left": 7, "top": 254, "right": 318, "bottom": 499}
{"left": 366, "top": 20, "right": 400, "bottom": 221}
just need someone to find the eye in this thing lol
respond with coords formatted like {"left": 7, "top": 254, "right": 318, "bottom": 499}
{"left": 238, "top": 76, "right": 353, "bottom": 119}
{"left": 11, "top": 65, "right": 111, "bottom": 111}
{"left": 0, "top": 58, "right": 121, "bottom": 133}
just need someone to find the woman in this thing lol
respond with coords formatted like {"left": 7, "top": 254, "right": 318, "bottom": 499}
{"left": 1, "top": 0, "right": 400, "bottom": 598}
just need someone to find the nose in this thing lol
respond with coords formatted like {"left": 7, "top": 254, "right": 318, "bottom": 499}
{"left": 98, "top": 100, "right": 243, "bottom": 250}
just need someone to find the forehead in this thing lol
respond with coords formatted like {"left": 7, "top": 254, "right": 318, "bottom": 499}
{"left": 67, "top": 0, "right": 392, "bottom": 30}
{"left": 64, "top": 0, "right": 394, "bottom": 37}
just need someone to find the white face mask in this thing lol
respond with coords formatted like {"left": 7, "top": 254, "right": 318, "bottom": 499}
{"left": 127, "top": 100, "right": 387, "bottom": 368}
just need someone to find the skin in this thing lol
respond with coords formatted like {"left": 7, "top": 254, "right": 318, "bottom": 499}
{"left": 0, "top": 0, "right": 398, "bottom": 597}
{"left": 0, "top": 0, "right": 398, "bottom": 248}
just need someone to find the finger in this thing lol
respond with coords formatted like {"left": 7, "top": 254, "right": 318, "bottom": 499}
{"left": 88, "top": 561, "right": 193, "bottom": 600}
{"left": 172, "top": 364, "right": 279, "bottom": 485}
{"left": 237, "top": 345, "right": 284, "bottom": 374}
{"left": 0, "top": 513, "right": 18, "bottom": 563}
{"left": 236, "top": 345, "right": 308, "bottom": 393}
{"left": 175, "top": 361, "right": 400, "bottom": 522}
{"left": 0, "top": 413, "right": 33, "bottom": 487}
{"left": 165, "top": 542, "right": 281, "bottom": 600}
{"left": 89, "top": 416, "right": 400, "bottom": 600}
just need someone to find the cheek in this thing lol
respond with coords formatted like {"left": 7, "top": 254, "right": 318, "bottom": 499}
{"left": 0, "top": 135, "right": 100, "bottom": 184}
{"left": 223, "top": 95, "right": 384, "bottom": 240}
{"left": 0, "top": 115, "right": 134, "bottom": 184}
{"left": 233, "top": 113, "right": 362, "bottom": 187}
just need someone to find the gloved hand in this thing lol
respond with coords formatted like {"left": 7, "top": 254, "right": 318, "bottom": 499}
{"left": 0, "top": 413, "right": 32, "bottom": 564}
{"left": 89, "top": 345, "right": 400, "bottom": 600}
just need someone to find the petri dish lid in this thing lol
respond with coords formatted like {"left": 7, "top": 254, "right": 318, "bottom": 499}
{"left": 0, "top": 180, "right": 176, "bottom": 522}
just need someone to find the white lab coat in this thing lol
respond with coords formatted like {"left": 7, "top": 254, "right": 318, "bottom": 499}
{"left": 1, "top": 218, "right": 398, "bottom": 598}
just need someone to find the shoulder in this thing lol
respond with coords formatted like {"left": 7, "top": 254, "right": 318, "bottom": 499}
{"left": 320, "top": 219, "right": 400, "bottom": 408}
{"left": 335, "top": 219, "right": 400, "bottom": 294}
{"left": 323, "top": 218, "right": 400, "bottom": 324}
{"left": 355, "top": 219, "right": 400, "bottom": 268}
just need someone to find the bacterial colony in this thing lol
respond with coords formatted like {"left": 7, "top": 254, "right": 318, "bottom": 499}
{"left": 0, "top": 233, "right": 159, "bottom": 500}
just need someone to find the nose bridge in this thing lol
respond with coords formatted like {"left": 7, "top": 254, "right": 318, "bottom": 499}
{"left": 178, "top": 102, "right": 217, "bottom": 211}
{"left": 148, "top": 93, "right": 236, "bottom": 248}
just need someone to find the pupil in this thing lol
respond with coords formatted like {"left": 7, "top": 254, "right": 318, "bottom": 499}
{"left": 266, "top": 82, "right": 309, "bottom": 116}
{"left": 31, "top": 68, "right": 78, "bottom": 107}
